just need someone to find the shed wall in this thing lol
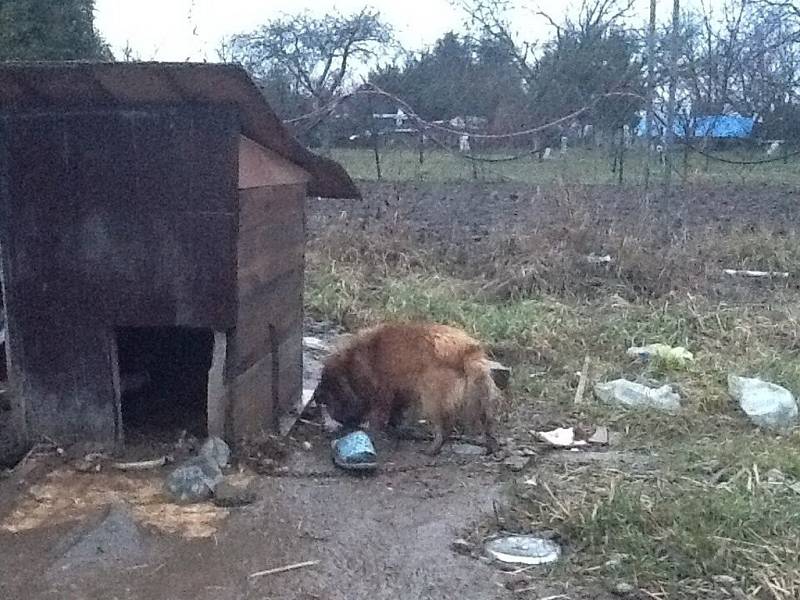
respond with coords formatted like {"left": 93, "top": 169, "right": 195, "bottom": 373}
{"left": 0, "top": 105, "right": 239, "bottom": 443}
{"left": 227, "top": 182, "right": 306, "bottom": 439}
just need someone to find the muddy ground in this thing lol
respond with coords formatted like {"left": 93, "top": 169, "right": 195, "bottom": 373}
{"left": 0, "top": 319, "right": 581, "bottom": 600}
{"left": 0, "top": 427, "right": 623, "bottom": 600}
{"left": 1, "top": 181, "right": 795, "bottom": 599}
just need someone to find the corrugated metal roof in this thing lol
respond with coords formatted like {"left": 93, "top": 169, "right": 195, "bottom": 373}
{"left": 0, "top": 61, "right": 360, "bottom": 199}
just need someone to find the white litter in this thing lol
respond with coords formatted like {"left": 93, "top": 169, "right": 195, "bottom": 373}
{"left": 536, "top": 427, "right": 587, "bottom": 448}
{"left": 728, "top": 375, "right": 798, "bottom": 431}
{"left": 594, "top": 379, "right": 681, "bottom": 412}
{"left": 484, "top": 535, "right": 561, "bottom": 565}
{"left": 723, "top": 269, "right": 789, "bottom": 279}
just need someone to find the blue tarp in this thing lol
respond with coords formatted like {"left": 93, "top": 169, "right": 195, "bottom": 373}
{"left": 636, "top": 114, "right": 755, "bottom": 139}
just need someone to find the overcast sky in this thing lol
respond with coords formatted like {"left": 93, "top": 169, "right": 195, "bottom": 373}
{"left": 94, "top": 0, "right": 719, "bottom": 63}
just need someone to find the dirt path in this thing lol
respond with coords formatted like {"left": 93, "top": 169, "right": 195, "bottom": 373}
{"left": 0, "top": 435, "right": 532, "bottom": 600}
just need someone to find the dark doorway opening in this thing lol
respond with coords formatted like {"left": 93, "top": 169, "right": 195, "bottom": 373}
{"left": 116, "top": 326, "right": 213, "bottom": 442}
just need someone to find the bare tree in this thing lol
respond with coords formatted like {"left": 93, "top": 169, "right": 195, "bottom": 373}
{"left": 224, "top": 8, "right": 393, "bottom": 108}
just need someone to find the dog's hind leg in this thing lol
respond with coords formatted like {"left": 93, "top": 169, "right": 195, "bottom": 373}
{"left": 418, "top": 371, "right": 463, "bottom": 456}
{"left": 465, "top": 358, "right": 501, "bottom": 454}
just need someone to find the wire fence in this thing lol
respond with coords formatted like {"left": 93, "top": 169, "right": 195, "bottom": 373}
{"left": 280, "top": 85, "right": 800, "bottom": 188}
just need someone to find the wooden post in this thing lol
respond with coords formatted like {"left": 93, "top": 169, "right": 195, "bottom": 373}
{"left": 644, "top": 0, "right": 657, "bottom": 189}
{"left": 206, "top": 331, "right": 228, "bottom": 440}
{"left": 367, "top": 97, "right": 382, "bottom": 180}
{"left": 664, "top": 0, "right": 680, "bottom": 191}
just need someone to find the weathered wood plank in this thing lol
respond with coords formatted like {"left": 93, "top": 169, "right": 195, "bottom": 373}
{"left": 0, "top": 106, "right": 240, "bottom": 444}
{"left": 237, "top": 184, "right": 305, "bottom": 234}
{"left": 229, "top": 351, "right": 274, "bottom": 439}
{"left": 232, "top": 269, "right": 303, "bottom": 375}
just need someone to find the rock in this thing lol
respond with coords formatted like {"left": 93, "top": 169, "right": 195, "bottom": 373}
{"left": 199, "top": 436, "right": 231, "bottom": 468}
{"left": 450, "top": 538, "right": 473, "bottom": 556}
{"left": 50, "top": 503, "right": 147, "bottom": 574}
{"left": 594, "top": 379, "right": 681, "bottom": 412}
{"left": 728, "top": 375, "right": 798, "bottom": 431}
{"left": 487, "top": 361, "right": 511, "bottom": 390}
{"left": 504, "top": 455, "right": 531, "bottom": 472}
{"left": 165, "top": 456, "right": 223, "bottom": 503}
{"left": 213, "top": 479, "right": 257, "bottom": 507}
{"left": 451, "top": 442, "right": 488, "bottom": 456}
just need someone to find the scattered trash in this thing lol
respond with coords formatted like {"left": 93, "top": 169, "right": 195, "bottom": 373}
{"left": 213, "top": 478, "right": 257, "bottom": 508}
{"left": 302, "top": 336, "right": 330, "bottom": 353}
{"left": 536, "top": 428, "right": 587, "bottom": 448}
{"left": 594, "top": 379, "right": 681, "bottom": 412}
{"left": 535, "top": 426, "right": 610, "bottom": 449}
{"left": 487, "top": 360, "right": 511, "bottom": 390}
{"left": 199, "top": 436, "right": 231, "bottom": 469}
{"left": 503, "top": 455, "right": 531, "bottom": 472}
{"left": 728, "top": 375, "right": 798, "bottom": 431}
{"left": 587, "top": 253, "right": 613, "bottom": 264}
{"left": 248, "top": 560, "right": 320, "bottom": 579}
{"left": 723, "top": 269, "right": 789, "bottom": 279}
{"left": 111, "top": 455, "right": 172, "bottom": 472}
{"left": 484, "top": 534, "right": 561, "bottom": 565}
{"left": 331, "top": 430, "right": 377, "bottom": 472}
{"left": 588, "top": 426, "right": 610, "bottom": 446}
{"left": 165, "top": 455, "right": 224, "bottom": 504}
{"left": 626, "top": 343, "right": 694, "bottom": 368}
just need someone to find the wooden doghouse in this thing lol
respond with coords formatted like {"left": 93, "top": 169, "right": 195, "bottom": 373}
{"left": 0, "top": 62, "right": 359, "bottom": 451}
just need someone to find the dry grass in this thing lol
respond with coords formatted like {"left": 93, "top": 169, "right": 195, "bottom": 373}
{"left": 305, "top": 184, "right": 800, "bottom": 599}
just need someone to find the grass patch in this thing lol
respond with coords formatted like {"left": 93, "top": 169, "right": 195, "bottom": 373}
{"left": 508, "top": 434, "right": 800, "bottom": 598}
{"left": 305, "top": 186, "right": 800, "bottom": 599}
{"left": 329, "top": 147, "right": 800, "bottom": 187}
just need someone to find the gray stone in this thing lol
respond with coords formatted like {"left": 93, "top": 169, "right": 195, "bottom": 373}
{"left": 50, "top": 504, "right": 147, "bottom": 574}
{"left": 213, "top": 479, "right": 257, "bottom": 507}
{"left": 504, "top": 455, "right": 531, "bottom": 472}
{"left": 451, "top": 443, "right": 488, "bottom": 456}
{"left": 594, "top": 379, "right": 681, "bottom": 412}
{"left": 199, "top": 436, "right": 231, "bottom": 468}
{"left": 165, "top": 456, "right": 223, "bottom": 503}
{"left": 450, "top": 538, "right": 473, "bottom": 556}
{"left": 728, "top": 375, "right": 798, "bottom": 431}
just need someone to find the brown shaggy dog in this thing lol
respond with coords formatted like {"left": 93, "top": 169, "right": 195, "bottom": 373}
{"left": 312, "top": 322, "right": 500, "bottom": 455}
